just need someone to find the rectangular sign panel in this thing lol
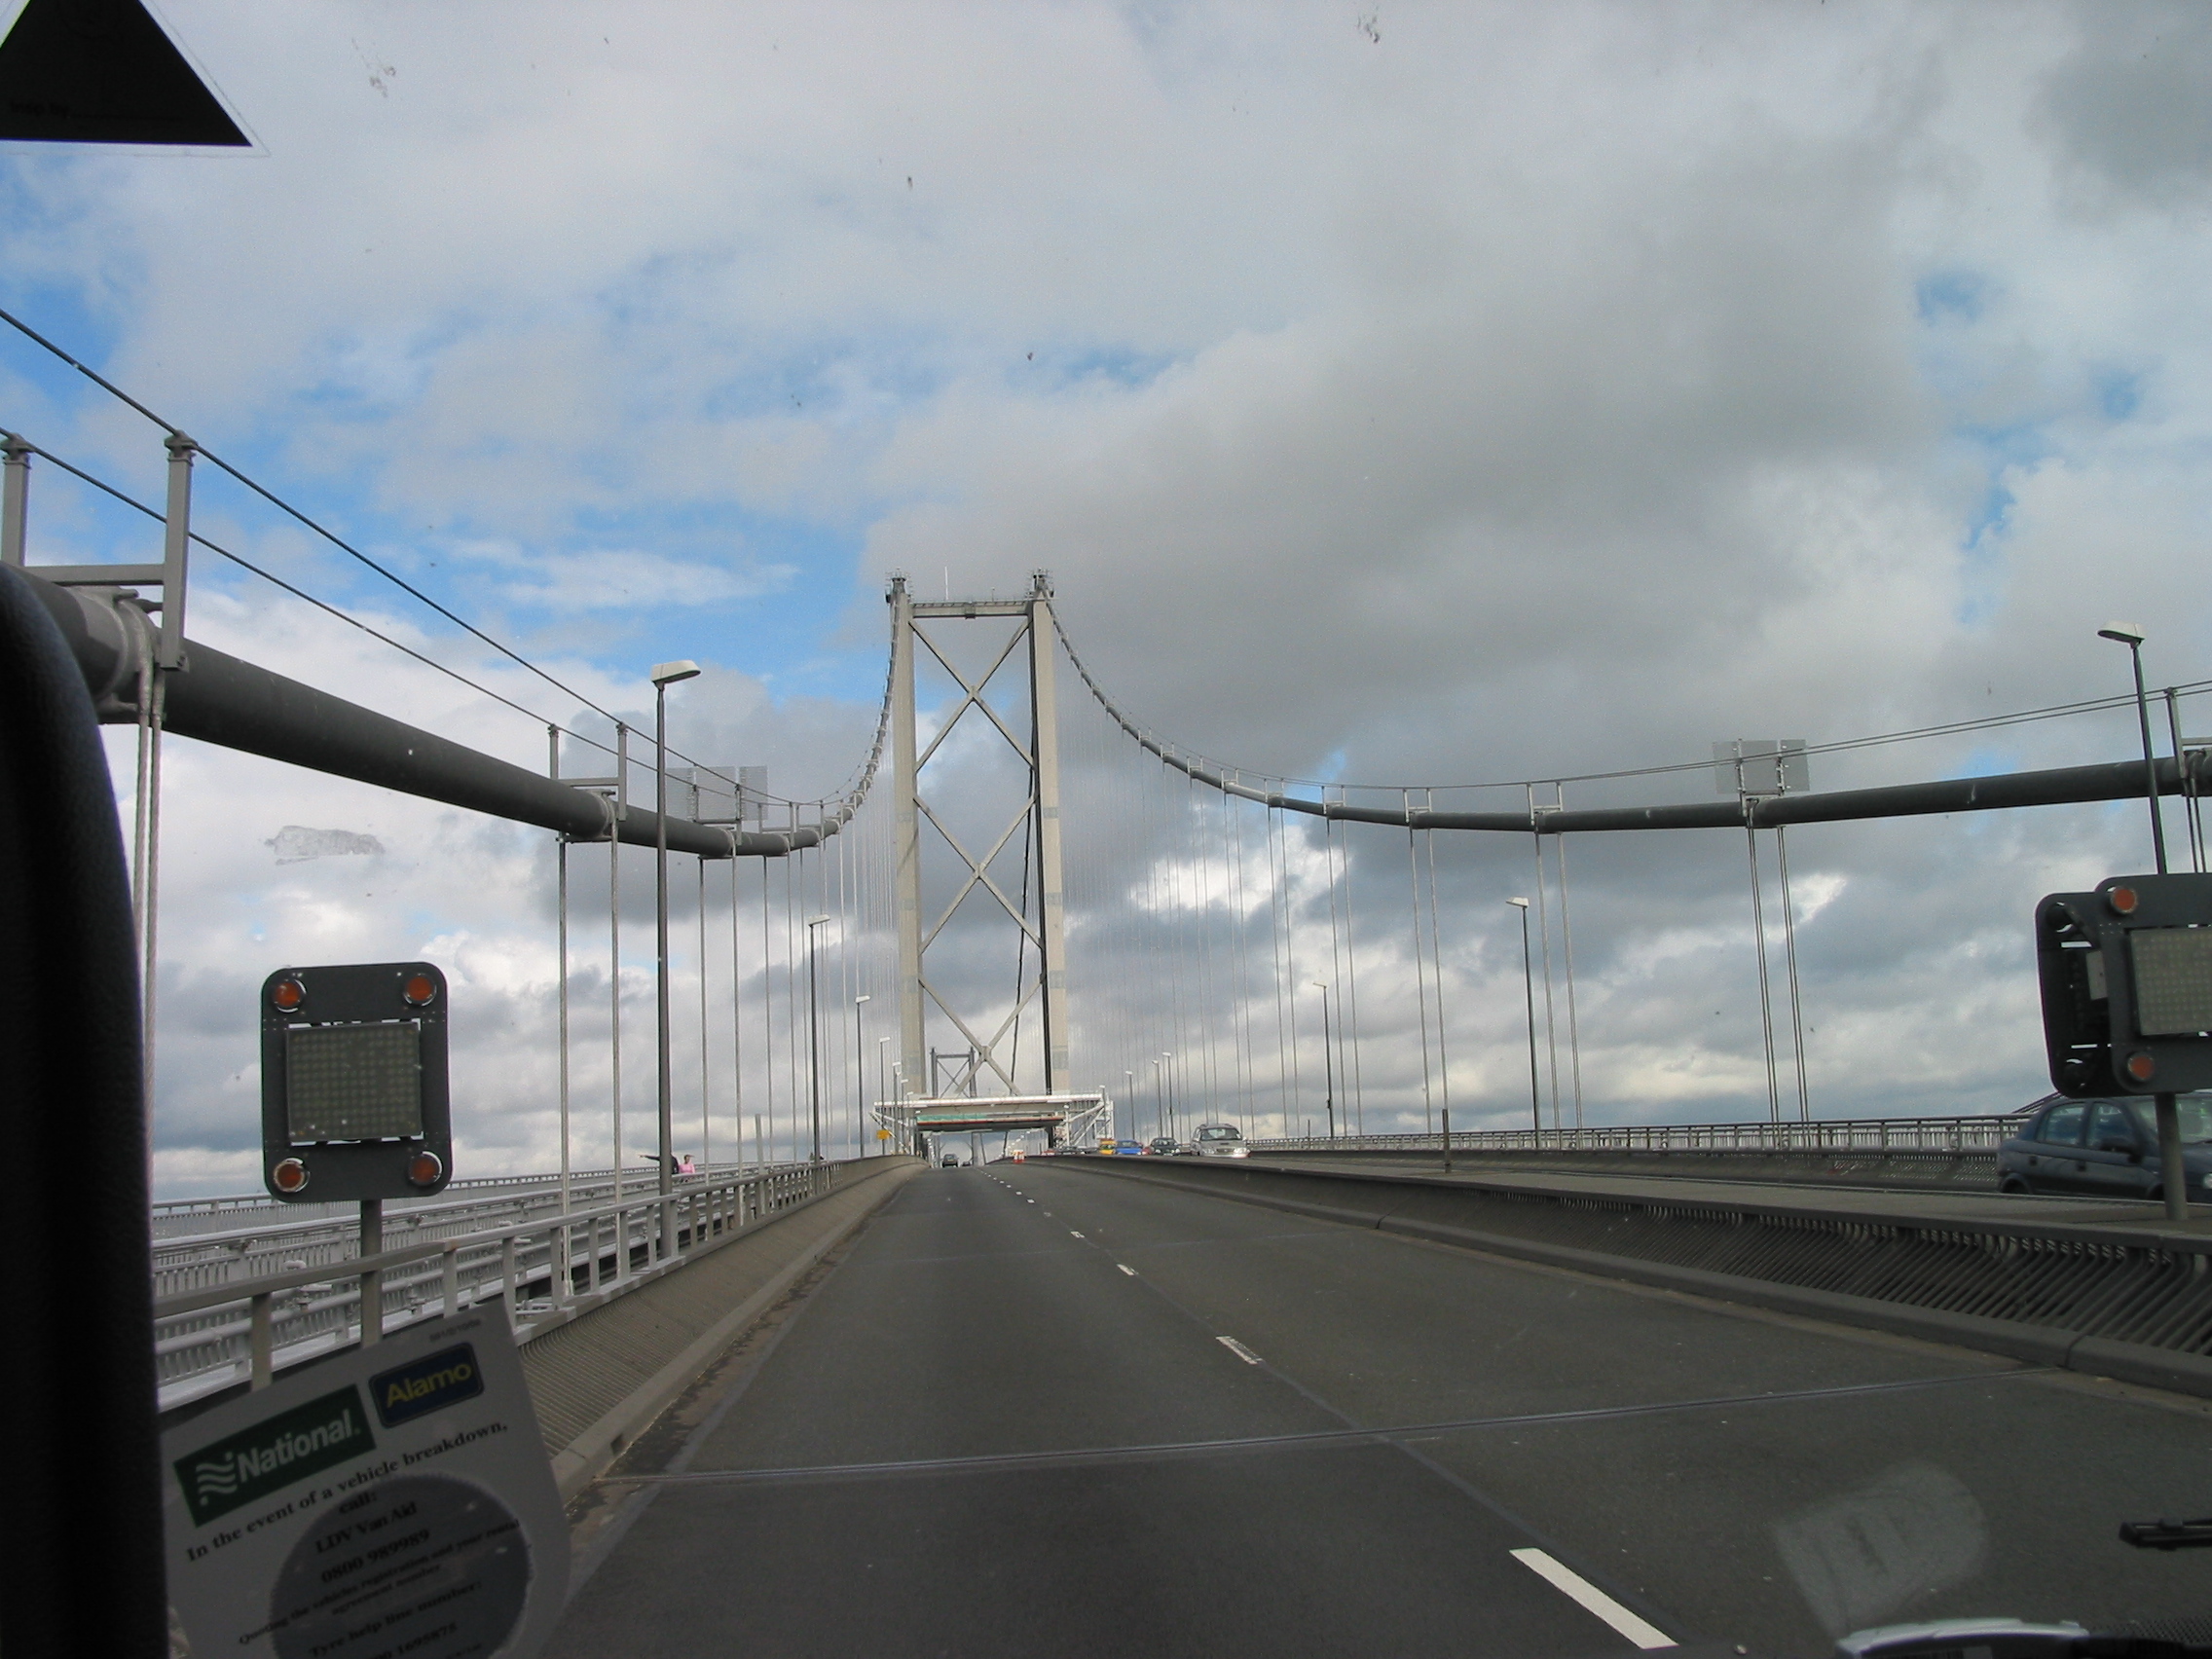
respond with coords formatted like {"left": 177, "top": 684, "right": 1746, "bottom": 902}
{"left": 162, "top": 1311, "right": 567, "bottom": 1659}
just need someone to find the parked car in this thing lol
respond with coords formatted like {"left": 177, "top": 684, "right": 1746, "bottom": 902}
{"left": 1997, "top": 1092, "right": 2212, "bottom": 1202}
{"left": 1191, "top": 1122, "right": 1251, "bottom": 1159}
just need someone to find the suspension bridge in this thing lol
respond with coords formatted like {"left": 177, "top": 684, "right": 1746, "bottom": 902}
{"left": 15, "top": 341, "right": 2212, "bottom": 1656}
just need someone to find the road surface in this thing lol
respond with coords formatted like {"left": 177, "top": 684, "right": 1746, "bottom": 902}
{"left": 548, "top": 1161, "right": 2212, "bottom": 1657}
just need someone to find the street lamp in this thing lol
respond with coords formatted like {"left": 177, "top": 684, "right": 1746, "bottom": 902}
{"left": 2099, "top": 622, "right": 2169, "bottom": 874}
{"left": 1161, "top": 1051, "right": 1176, "bottom": 1143}
{"left": 854, "top": 994, "right": 870, "bottom": 1160}
{"left": 805, "top": 915, "right": 831, "bottom": 1162}
{"left": 1508, "top": 899, "right": 1542, "bottom": 1142}
{"left": 650, "top": 659, "right": 700, "bottom": 1260}
{"left": 877, "top": 1035, "right": 892, "bottom": 1156}
{"left": 1311, "top": 984, "right": 1336, "bottom": 1141}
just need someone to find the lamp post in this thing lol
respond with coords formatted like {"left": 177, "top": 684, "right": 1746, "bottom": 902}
{"left": 1124, "top": 1070, "right": 1135, "bottom": 1146}
{"left": 1311, "top": 984, "right": 1335, "bottom": 1141}
{"left": 854, "top": 994, "right": 869, "bottom": 1160}
{"left": 1161, "top": 1051, "right": 1176, "bottom": 1143}
{"left": 805, "top": 915, "right": 830, "bottom": 1162}
{"left": 877, "top": 1035, "right": 891, "bottom": 1156}
{"left": 650, "top": 659, "right": 700, "bottom": 1260}
{"left": 2100, "top": 624, "right": 2188, "bottom": 1220}
{"left": 1508, "top": 898, "right": 1542, "bottom": 1143}
{"left": 2099, "top": 623, "right": 2169, "bottom": 875}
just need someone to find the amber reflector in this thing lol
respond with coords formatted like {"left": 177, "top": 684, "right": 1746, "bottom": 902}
{"left": 2110, "top": 886, "right": 2141, "bottom": 915}
{"left": 402, "top": 974, "right": 437, "bottom": 1007}
{"left": 406, "top": 1149, "right": 444, "bottom": 1187}
{"left": 271, "top": 978, "right": 306, "bottom": 1012}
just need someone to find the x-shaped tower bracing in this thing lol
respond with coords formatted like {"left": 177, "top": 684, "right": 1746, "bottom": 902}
{"left": 890, "top": 572, "right": 1071, "bottom": 1111}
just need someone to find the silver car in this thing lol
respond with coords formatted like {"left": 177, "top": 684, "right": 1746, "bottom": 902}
{"left": 1192, "top": 1123, "right": 1251, "bottom": 1159}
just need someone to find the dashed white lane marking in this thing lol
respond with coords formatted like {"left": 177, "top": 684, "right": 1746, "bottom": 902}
{"left": 1026, "top": 1199, "right": 1035, "bottom": 1204}
{"left": 1216, "top": 1337, "right": 1263, "bottom": 1365}
{"left": 1509, "top": 1549, "right": 1674, "bottom": 1650}
{"left": 1117, "top": 1264, "right": 1137, "bottom": 1276}
{"left": 1069, "top": 1231, "right": 1085, "bottom": 1238}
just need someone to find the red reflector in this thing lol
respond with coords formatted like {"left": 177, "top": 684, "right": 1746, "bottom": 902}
{"left": 272, "top": 1157, "right": 309, "bottom": 1193}
{"left": 2127, "top": 1051, "right": 2157, "bottom": 1083}
{"left": 406, "top": 1149, "right": 444, "bottom": 1188}
{"left": 402, "top": 974, "right": 437, "bottom": 1007}
{"left": 2111, "top": 886, "right": 2141, "bottom": 916}
{"left": 271, "top": 978, "right": 305, "bottom": 1013}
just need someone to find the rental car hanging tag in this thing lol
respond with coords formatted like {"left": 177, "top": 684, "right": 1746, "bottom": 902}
{"left": 161, "top": 1309, "right": 567, "bottom": 1659}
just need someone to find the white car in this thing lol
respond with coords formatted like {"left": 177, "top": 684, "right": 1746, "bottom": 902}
{"left": 1192, "top": 1123, "right": 1251, "bottom": 1159}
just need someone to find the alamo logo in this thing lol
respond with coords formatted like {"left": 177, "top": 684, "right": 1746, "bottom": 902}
{"left": 175, "top": 1387, "right": 375, "bottom": 1527}
{"left": 370, "top": 1344, "right": 484, "bottom": 1427}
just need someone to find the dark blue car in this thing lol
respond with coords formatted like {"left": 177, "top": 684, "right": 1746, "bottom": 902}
{"left": 1997, "top": 1093, "right": 2212, "bottom": 1202}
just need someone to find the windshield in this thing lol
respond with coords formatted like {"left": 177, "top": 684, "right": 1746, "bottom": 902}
{"left": 92, "top": 12, "right": 2212, "bottom": 1658}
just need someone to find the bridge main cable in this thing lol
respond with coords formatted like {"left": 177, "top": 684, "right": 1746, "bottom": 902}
{"left": 1050, "top": 614, "right": 2211, "bottom": 831}
{"left": 20, "top": 568, "right": 884, "bottom": 859}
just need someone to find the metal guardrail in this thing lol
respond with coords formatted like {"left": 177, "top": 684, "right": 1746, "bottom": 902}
{"left": 148, "top": 1163, "right": 783, "bottom": 1286}
{"left": 147, "top": 1161, "right": 756, "bottom": 1236}
{"left": 1257, "top": 1114, "right": 2017, "bottom": 1156}
{"left": 152, "top": 1161, "right": 834, "bottom": 1410}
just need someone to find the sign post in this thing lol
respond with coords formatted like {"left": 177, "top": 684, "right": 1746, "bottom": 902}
{"left": 2038, "top": 872, "right": 2212, "bottom": 1223}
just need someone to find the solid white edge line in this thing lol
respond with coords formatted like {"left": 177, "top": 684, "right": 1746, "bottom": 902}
{"left": 1509, "top": 1548, "right": 1675, "bottom": 1650}
{"left": 1118, "top": 1265, "right": 1136, "bottom": 1275}
{"left": 1216, "top": 1336, "right": 1263, "bottom": 1365}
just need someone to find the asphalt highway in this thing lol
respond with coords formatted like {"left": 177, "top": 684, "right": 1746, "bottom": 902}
{"left": 547, "top": 1161, "right": 2212, "bottom": 1658}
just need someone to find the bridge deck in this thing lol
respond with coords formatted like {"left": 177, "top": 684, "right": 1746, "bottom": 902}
{"left": 549, "top": 1162, "right": 2212, "bottom": 1657}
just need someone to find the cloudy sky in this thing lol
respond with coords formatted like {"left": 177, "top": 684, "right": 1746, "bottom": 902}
{"left": 6, "top": 1, "right": 2210, "bottom": 1191}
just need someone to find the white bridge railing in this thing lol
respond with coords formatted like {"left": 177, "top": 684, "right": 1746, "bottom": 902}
{"left": 151, "top": 1161, "right": 840, "bottom": 1411}
{"left": 1258, "top": 1113, "right": 2019, "bottom": 1156}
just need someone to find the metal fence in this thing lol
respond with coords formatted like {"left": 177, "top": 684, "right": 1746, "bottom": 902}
{"left": 152, "top": 1161, "right": 831, "bottom": 1411}
{"left": 148, "top": 1162, "right": 741, "bottom": 1239}
{"left": 1257, "top": 1114, "right": 2019, "bottom": 1157}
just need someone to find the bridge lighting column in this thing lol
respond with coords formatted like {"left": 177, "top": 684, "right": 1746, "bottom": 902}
{"left": 1310, "top": 987, "right": 1335, "bottom": 1142}
{"left": 807, "top": 915, "right": 831, "bottom": 1161}
{"left": 652, "top": 661, "right": 701, "bottom": 1260}
{"left": 1508, "top": 899, "right": 1542, "bottom": 1144}
{"left": 877, "top": 1035, "right": 891, "bottom": 1154}
{"left": 2099, "top": 623, "right": 2169, "bottom": 875}
{"left": 854, "top": 994, "right": 870, "bottom": 1158}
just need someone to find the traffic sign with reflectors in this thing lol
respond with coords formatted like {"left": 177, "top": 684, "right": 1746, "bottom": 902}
{"left": 260, "top": 962, "right": 453, "bottom": 1201}
{"left": 2038, "top": 873, "right": 2212, "bottom": 1097}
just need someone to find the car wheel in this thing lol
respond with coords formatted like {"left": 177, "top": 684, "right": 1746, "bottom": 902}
{"left": 1998, "top": 1175, "right": 2030, "bottom": 1195}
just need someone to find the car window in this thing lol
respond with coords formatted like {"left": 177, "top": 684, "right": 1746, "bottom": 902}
{"left": 2090, "top": 1103, "right": 2136, "bottom": 1149}
{"left": 2039, "top": 1103, "right": 2086, "bottom": 1145}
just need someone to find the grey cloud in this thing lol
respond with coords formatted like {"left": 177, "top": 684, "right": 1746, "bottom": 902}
{"left": 2039, "top": 4, "right": 2212, "bottom": 209}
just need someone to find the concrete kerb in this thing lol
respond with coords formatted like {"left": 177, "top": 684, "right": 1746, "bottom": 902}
{"left": 1059, "top": 1159, "right": 2212, "bottom": 1403}
{"left": 535, "top": 1157, "right": 922, "bottom": 1501}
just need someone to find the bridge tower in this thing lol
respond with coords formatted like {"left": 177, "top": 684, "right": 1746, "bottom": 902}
{"left": 889, "top": 571, "right": 1071, "bottom": 1107}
